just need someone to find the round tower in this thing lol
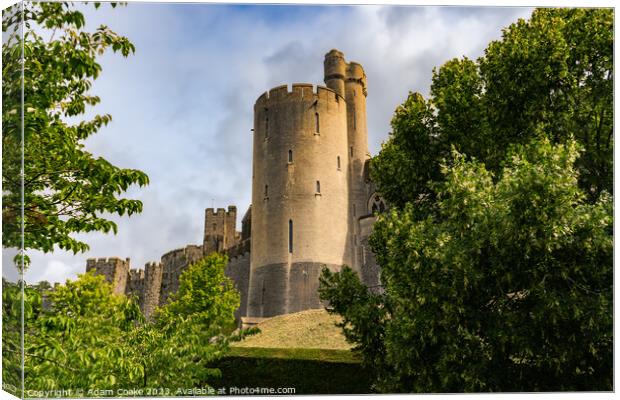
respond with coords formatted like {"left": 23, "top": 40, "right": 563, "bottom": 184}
{"left": 248, "top": 83, "right": 350, "bottom": 318}
{"left": 344, "top": 59, "right": 369, "bottom": 273}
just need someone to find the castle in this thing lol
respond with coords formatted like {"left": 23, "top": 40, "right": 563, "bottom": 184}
{"left": 85, "top": 50, "right": 386, "bottom": 325}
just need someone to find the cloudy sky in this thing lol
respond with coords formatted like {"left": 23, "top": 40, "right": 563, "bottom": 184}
{"left": 4, "top": 3, "right": 534, "bottom": 284}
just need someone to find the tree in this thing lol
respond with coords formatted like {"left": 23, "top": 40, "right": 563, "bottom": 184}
{"left": 344, "top": 11, "right": 614, "bottom": 390}
{"left": 129, "top": 253, "right": 243, "bottom": 390}
{"left": 2, "top": 254, "right": 247, "bottom": 396}
{"left": 2, "top": 2, "right": 149, "bottom": 265}
{"left": 371, "top": 8, "right": 613, "bottom": 209}
{"left": 2, "top": 271, "right": 144, "bottom": 395}
{"left": 322, "top": 139, "right": 612, "bottom": 392}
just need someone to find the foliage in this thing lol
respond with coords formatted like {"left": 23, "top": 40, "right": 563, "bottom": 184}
{"left": 371, "top": 8, "right": 613, "bottom": 209}
{"left": 318, "top": 266, "right": 393, "bottom": 390}
{"left": 322, "top": 139, "right": 613, "bottom": 392}
{"left": 133, "top": 253, "right": 242, "bottom": 389}
{"left": 2, "top": 2, "right": 148, "bottom": 260}
{"left": 2, "top": 272, "right": 144, "bottom": 395}
{"left": 2, "top": 254, "right": 245, "bottom": 396}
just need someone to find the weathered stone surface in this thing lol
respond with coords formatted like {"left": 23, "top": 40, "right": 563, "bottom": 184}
{"left": 85, "top": 257, "right": 130, "bottom": 295}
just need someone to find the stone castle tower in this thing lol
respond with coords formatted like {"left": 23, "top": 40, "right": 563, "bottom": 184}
{"left": 246, "top": 50, "right": 370, "bottom": 318}
{"left": 84, "top": 50, "right": 383, "bottom": 324}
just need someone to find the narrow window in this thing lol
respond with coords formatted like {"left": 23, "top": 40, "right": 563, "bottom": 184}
{"left": 316, "top": 180, "right": 321, "bottom": 194}
{"left": 337, "top": 156, "right": 341, "bottom": 170}
{"left": 264, "top": 184, "right": 268, "bottom": 198}
{"left": 315, "top": 112, "right": 320, "bottom": 133}
{"left": 353, "top": 204, "right": 356, "bottom": 217}
{"left": 353, "top": 108, "right": 356, "bottom": 130}
{"left": 265, "top": 117, "right": 269, "bottom": 138}
{"left": 261, "top": 281, "right": 266, "bottom": 305}
{"left": 288, "top": 149, "right": 293, "bottom": 163}
{"left": 288, "top": 219, "right": 293, "bottom": 253}
{"left": 350, "top": 146, "right": 354, "bottom": 157}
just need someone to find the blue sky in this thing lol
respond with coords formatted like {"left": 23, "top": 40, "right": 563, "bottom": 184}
{"left": 4, "top": 3, "right": 534, "bottom": 283}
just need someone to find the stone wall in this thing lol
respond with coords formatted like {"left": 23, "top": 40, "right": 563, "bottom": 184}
{"left": 225, "top": 239, "right": 251, "bottom": 320}
{"left": 85, "top": 257, "right": 130, "bottom": 295}
{"left": 159, "top": 244, "right": 203, "bottom": 306}
{"left": 126, "top": 268, "right": 145, "bottom": 304}
{"left": 142, "top": 262, "right": 163, "bottom": 318}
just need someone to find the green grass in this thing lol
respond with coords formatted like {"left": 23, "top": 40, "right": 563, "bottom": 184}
{"left": 227, "top": 346, "right": 361, "bottom": 363}
{"left": 233, "top": 309, "right": 352, "bottom": 350}
{"left": 209, "top": 347, "right": 373, "bottom": 395}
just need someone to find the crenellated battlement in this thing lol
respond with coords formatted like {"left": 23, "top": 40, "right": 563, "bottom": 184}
{"left": 86, "top": 257, "right": 130, "bottom": 295}
{"left": 255, "top": 83, "right": 343, "bottom": 108}
{"left": 86, "top": 257, "right": 130, "bottom": 266}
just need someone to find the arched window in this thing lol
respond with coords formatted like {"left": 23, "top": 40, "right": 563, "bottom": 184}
{"left": 288, "top": 149, "right": 293, "bottom": 163}
{"left": 315, "top": 112, "right": 320, "bottom": 133}
{"left": 316, "top": 180, "right": 321, "bottom": 194}
{"left": 288, "top": 220, "right": 293, "bottom": 253}
{"left": 337, "top": 156, "right": 341, "bottom": 170}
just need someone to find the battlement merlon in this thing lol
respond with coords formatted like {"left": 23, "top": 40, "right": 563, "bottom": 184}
{"left": 254, "top": 84, "right": 343, "bottom": 109}
{"left": 205, "top": 205, "right": 237, "bottom": 217}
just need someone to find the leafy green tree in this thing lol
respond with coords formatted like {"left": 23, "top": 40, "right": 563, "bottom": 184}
{"left": 2, "top": 254, "right": 247, "bottom": 396}
{"left": 372, "top": 8, "right": 613, "bottom": 209}
{"left": 2, "top": 2, "right": 149, "bottom": 263}
{"left": 130, "top": 253, "right": 243, "bottom": 390}
{"left": 1, "top": 272, "right": 144, "bottom": 395}
{"left": 318, "top": 266, "right": 392, "bottom": 392}
{"left": 321, "top": 139, "right": 612, "bottom": 392}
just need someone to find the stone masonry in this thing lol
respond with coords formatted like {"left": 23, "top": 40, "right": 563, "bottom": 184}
{"left": 84, "top": 50, "right": 386, "bottom": 322}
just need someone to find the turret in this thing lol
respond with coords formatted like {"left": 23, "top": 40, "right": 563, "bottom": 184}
{"left": 323, "top": 49, "right": 346, "bottom": 97}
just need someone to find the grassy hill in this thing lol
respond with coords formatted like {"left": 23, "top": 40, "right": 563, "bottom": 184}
{"left": 233, "top": 308, "right": 352, "bottom": 350}
{"left": 208, "top": 309, "right": 373, "bottom": 394}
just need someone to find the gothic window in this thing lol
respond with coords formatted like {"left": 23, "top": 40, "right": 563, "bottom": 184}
{"left": 288, "top": 149, "right": 293, "bottom": 163}
{"left": 369, "top": 193, "right": 387, "bottom": 215}
{"left": 315, "top": 112, "right": 320, "bottom": 133}
{"left": 288, "top": 219, "right": 293, "bottom": 253}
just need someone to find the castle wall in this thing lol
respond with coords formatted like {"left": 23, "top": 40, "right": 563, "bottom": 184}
{"left": 85, "top": 257, "right": 130, "bottom": 295}
{"left": 248, "top": 83, "right": 351, "bottom": 318}
{"left": 225, "top": 239, "right": 251, "bottom": 320}
{"left": 142, "top": 262, "right": 163, "bottom": 318}
{"left": 160, "top": 244, "right": 203, "bottom": 306}
{"left": 126, "top": 268, "right": 145, "bottom": 305}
